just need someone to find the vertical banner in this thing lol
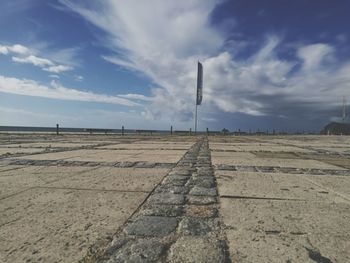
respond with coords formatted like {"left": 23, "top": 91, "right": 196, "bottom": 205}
{"left": 196, "top": 62, "right": 203, "bottom": 105}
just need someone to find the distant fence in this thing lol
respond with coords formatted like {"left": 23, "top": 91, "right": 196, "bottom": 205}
{"left": 0, "top": 126, "right": 319, "bottom": 135}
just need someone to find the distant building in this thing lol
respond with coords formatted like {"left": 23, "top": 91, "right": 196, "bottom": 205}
{"left": 320, "top": 122, "right": 350, "bottom": 135}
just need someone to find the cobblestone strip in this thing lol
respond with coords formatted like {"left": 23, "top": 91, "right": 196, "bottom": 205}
{"left": 86, "top": 138, "right": 231, "bottom": 263}
{"left": 216, "top": 164, "right": 350, "bottom": 176}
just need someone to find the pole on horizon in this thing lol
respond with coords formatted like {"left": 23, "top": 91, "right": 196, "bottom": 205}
{"left": 342, "top": 96, "right": 346, "bottom": 123}
{"left": 56, "top": 124, "right": 59, "bottom": 135}
{"left": 195, "top": 61, "right": 203, "bottom": 133}
{"left": 195, "top": 105, "right": 198, "bottom": 133}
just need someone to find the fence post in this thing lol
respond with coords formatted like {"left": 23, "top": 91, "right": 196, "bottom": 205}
{"left": 56, "top": 124, "right": 59, "bottom": 135}
{"left": 171, "top": 126, "right": 173, "bottom": 135}
{"left": 122, "top": 126, "right": 124, "bottom": 136}
{"left": 206, "top": 127, "right": 209, "bottom": 135}
{"left": 189, "top": 128, "right": 192, "bottom": 136}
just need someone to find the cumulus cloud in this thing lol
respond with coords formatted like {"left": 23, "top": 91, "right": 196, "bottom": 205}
{"left": 0, "top": 44, "right": 29, "bottom": 55}
{"left": 0, "top": 75, "right": 140, "bottom": 107}
{"left": 1, "top": 43, "right": 75, "bottom": 74}
{"left": 60, "top": 0, "right": 349, "bottom": 126}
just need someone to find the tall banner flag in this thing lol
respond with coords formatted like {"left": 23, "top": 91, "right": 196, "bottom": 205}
{"left": 196, "top": 62, "right": 203, "bottom": 105}
{"left": 195, "top": 61, "right": 203, "bottom": 133}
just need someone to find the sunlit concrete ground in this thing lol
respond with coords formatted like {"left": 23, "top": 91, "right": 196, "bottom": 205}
{"left": 0, "top": 134, "right": 195, "bottom": 263}
{"left": 0, "top": 133, "right": 349, "bottom": 262}
{"left": 210, "top": 135, "right": 350, "bottom": 262}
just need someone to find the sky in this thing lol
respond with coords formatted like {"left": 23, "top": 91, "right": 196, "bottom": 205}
{"left": 0, "top": 0, "right": 349, "bottom": 132}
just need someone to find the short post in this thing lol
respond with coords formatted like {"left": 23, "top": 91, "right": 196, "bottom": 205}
{"left": 171, "top": 126, "right": 173, "bottom": 135}
{"left": 189, "top": 128, "right": 192, "bottom": 136}
{"left": 122, "top": 126, "right": 124, "bottom": 136}
{"left": 238, "top": 129, "right": 241, "bottom": 135}
{"left": 206, "top": 127, "right": 209, "bottom": 135}
{"left": 56, "top": 124, "right": 59, "bottom": 135}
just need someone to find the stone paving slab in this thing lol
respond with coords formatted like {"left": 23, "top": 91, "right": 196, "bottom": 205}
{"left": 0, "top": 142, "right": 98, "bottom": 148}
{"left": 0, "top": 165, "right": 24, "bottom": 172}
{"left": 46, "top": 167, "right": 169, "bottom": 192}
{"left": 9, "top": 149, "right": 185, "bottom": 163}
{"left": 302, "top": 175, "right": 350, "bottom": 200}
{"left": 0, "top": 188, "right": 148, "bottom": 263}
{"left": 211, "top": 152, "right": 345, "bottom": 169}
{"left": 210, "top": 143, "right": 316, "bottom": 153}
{"left": 0, "top": 166, "right": 91, "bottom": 199}
{"left": 10, "top": 149, "right": 94, "bottom": 161}
{"left": 210, "top": 135, "right": 350, "bottom": 263}
{"left": 267, "top": 137, "right": 350, "bottom": 148}
{"left": 220, "top": 198, "right": 350, "bottom": 263}
{"left": 311, "top": 146, "right": 350, "bottom": 154}
{"left": 216, "top": 170, "right": 347, "bottom": 203}
{"left": 98, "top": 142, "right": 193, "bottom": 150}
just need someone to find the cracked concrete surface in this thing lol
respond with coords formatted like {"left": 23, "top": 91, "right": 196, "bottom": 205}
{"left": 0, "top": 133, "right": 349, "bottom": 262}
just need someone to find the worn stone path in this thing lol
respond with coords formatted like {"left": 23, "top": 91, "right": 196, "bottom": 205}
{"left": 83, "top": 137, "right": 231, "bottom": 263}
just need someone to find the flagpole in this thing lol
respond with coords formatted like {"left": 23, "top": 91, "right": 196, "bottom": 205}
{"left": 195, "top": 61, "right": 203, "bottom": 134}
{"left": 195, "top": 103, "right": 198, "bottom": 133}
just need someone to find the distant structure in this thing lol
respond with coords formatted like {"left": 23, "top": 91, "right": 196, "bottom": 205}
{"left": 320, "top": 96, "right": 349, "bottom": 135}
{"left": 320, "top": 122, "right": 350, "bottom": 135}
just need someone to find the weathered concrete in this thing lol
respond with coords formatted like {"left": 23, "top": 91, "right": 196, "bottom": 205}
{"left": 0, "top": 134, "right": 195, "bottom": 263}
{"left": 211, "top": 135, "right": 350, "bottom": 263}
{"left": 1, "top": 133, "right": 350, "bottom": 262}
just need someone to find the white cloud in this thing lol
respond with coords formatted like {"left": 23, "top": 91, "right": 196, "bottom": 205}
{"left": 45, "top": 46, "right": 81, "bottom": 67}
{"left": 12, "top": 55, "right": 54, "bottom": 67}
{"left": 49, "top": 74, "right": 60, "bottom": 79}
{"left": 297, "top": 43, "right": 334, "bottom": 71}
{"left": 0, "top": 44, "right": 29, "bottom": 55}
{"left": 0, "top": 75, "right": 140, "bottom": 107}
{"left": 118, "top": 93, "right": 153, "bottom": 101}
{"left": 2, "top": 43, "right": 76, "bottom": 74}
{"left": 74, "top": 75, "right": 84, "bottom": 81}
{"left": 43, "top": 64, "right": 73, "bottom": 73}
{"left": 60, "top": 0, "right": 350, "bottom": 125}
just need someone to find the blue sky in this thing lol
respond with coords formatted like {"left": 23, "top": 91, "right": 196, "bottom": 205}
{"left": 0, "top": 0, "right": 349, "bottom": 132}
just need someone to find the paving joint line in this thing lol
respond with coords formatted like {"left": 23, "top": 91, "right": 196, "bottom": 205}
{"left": 34, "top": 186, "right": 151, "bottom": 193}
{"left": 220, "top": 195, "right": 306, "bottom": 201}
{"left": 1, "top": 159, "right": 176, "bottom": 169}
{"left": 215, "top": 164, "right": 350, "bottom": 176}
